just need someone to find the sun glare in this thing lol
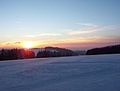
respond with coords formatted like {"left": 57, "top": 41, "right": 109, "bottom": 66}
{"left": 23, "top": 41, "right": 33, "bottom": 49}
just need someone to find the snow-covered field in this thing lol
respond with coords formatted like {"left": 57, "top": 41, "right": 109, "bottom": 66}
{"left": 0, "top": 54, "right": 120, "bottom": 91}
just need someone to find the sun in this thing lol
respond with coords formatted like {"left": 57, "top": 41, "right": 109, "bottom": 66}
{"left": 23, "top": 41, "right": 33, "bottom": 49}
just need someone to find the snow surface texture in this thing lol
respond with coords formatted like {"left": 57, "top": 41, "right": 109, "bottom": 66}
{"left": 0, "top": 54, "right": 120, "bottom": 91}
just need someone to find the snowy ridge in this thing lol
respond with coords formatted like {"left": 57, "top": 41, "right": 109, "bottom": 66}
{"left": 0, "top": 54, "right": 120, "bottom": 91}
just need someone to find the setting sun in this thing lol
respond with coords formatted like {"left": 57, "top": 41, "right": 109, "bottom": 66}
{"left": 23, "top": 41, "right": 33, "bottom": 49}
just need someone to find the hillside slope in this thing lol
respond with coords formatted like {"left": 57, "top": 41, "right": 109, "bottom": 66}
{"left": 0, "top": 54, "right": 120, "bottom": 91}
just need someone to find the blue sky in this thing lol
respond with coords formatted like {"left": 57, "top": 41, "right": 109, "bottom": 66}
{"left": 0, "top": 0, "right": 120, "bottom": 49}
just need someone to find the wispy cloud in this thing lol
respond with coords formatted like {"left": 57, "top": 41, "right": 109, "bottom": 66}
{"left": 68, "top": 23, "right": 120, "bottom": 36}
{"left": 25, "top": 33, "right": 62, "bottom": 38}
{"left": 67, "top": 23, "right": 103, "bottom": 35}
{"left": 77, "top": 23, "right": 97, "bottom": 27}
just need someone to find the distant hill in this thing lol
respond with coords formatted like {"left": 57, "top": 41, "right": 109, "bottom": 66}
{"left": 32, "top": 47, "right": 86, "bottom": 57}
{"left": 86, "top": 44, "right": 120, "bottom": 55}
{"left": 36, "top": 47, "right": 76, "bottom": 58}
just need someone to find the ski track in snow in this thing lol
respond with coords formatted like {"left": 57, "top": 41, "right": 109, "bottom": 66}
{"left": 0, "top": 54, "right": 120, "bottom": 91}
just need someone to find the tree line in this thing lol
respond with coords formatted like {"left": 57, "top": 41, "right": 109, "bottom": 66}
{"left": 0, "top": 49, "right": 35, "bottom": 61}
{"left": 1, "top": 44, "right": 119, "bottom": 61}
{"left": 86, "top": 44, "right": 120, "bottom": 55}
{"left": 0, "top": 47, "right": 78, "bottom": 61}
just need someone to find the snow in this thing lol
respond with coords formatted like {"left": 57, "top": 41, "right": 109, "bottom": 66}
{"left": 0, "top": 54, "right": 120, "bottom": 91}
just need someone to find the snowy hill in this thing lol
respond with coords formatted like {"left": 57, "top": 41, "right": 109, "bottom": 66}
{"left": 0, "top": 54, "right": 120, "bottom": 91}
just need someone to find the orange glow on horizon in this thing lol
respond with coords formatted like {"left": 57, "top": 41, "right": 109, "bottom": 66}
{"left": 0, "top": 36, "right": 119, "bottom": 49}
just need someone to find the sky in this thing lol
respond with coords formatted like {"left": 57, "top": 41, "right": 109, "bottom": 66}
{"left": 0, "top": 0, "right": 120, "bottom": 49}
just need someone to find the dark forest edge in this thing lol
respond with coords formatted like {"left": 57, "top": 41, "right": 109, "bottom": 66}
{"left": 0, "top": 47, "right": 85, "bottom": 61}
{"left": 86, "top": 44, "right": 120, "bottom": 55}
{"left": 0, "top": 44, "right": 120, "bottom": 61}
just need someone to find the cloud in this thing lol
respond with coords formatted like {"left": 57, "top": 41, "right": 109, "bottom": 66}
{"left": 25, "top": 33, "right": 62, "bottom": 38}
{"left": 0, "top": 41, "right": 22, "bottom": 48}
{"left": 77, "top": 23, "right": 97, "bottom": 27}
{"left": 68, "top": 23, "right": 120, "bottom": 36}
{"left": 68, "top": 23, "right": 103, "bottom": 35}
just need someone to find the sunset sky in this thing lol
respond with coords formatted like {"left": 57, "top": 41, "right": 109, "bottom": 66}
{"left": 0, "top": 0, "right": 120, "bottom": 49}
